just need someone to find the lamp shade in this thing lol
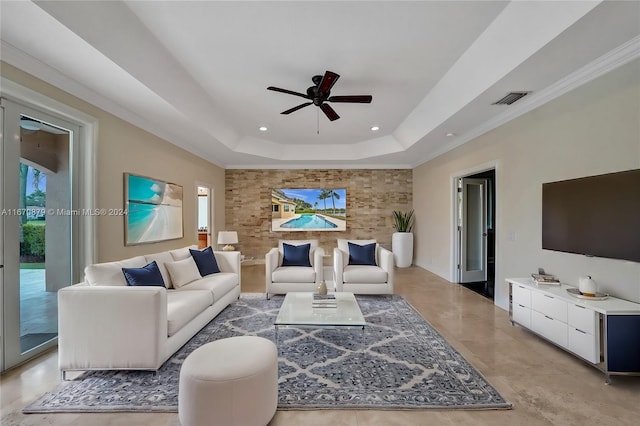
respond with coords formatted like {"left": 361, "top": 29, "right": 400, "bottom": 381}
{"left": 217, "top": 231, "right": 238, "bottom": 245}
{"left": 217, "top": 231, "right": 238, "bottom": 252}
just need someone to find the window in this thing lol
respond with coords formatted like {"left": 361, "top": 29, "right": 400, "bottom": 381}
{"left": 284, "top": 205, "right": 290, "bottom": 212}
{"left": 273, "top": 205, "right": 279, "bottom": 212}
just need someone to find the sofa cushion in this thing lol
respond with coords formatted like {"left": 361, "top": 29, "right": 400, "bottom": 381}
{"left": 343, "top": 265, "right": 388, "bottom": 284}
{"left": 166, "top": 257, "right": 201, "bottom": 288}
{"left": 282, "top": 243, "right": 312, "bottom": 267}
{"left": 272, "top": 266, "right": 316, "bottom": 283}
{"left": 166, "top": 290, "right": 213, "bottom": 336}
{"left": 122, "top": 261, "right": 166, "bottom": 287}
{"left": 348, "top": 242, "right": 377, "bottom": 266}
{"left": 144, "top": 251, "right": 175, "bottom": 288}
{"left": 189, "top": 246, "right": 220, "bottom": 276}
{"left": 85, "top": 256, "right": 148, "bottom": 286}
{"left": 170, "top": 245, "right": 199, "bottom": 261}
{"left": 176, "top": 273, "right": 239, "bottom": 302}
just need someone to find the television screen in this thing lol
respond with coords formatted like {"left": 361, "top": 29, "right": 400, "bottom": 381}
{"left": 272, "top": 188, "right": 346, "bottom": 232}
{"left": 542, "top": 169, "right": 640, "bottom": 262}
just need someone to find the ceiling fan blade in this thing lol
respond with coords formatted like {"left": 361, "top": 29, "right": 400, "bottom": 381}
{"left": 320, "top": 103, "right": 340, "bottom": 121}
{"left": 267, "top": 86, "right": 311, "bottom": 99}
{"left": 327, "top": 95, "right": 373, "bottom": 103}
{"left": 281, "top": 102, "right": 312, "bottom": 115}
{"left": 317, "top": 71, "right": 340, "bottom": 94}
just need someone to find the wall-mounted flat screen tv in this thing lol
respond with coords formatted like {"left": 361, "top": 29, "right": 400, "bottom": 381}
{"left": 272, "top": 188, "right": 346, "bottom": 232}
{"left": 542, "top": 169, "right": 640, "bottom": 263}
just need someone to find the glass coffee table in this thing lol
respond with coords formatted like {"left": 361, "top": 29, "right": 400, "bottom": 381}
{"left": 274, "top": 292, "right": 366, "bottom": 348}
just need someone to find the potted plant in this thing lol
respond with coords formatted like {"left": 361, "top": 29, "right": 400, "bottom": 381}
{"left": 392, "top": 210, "right": 414, "bottom": 268}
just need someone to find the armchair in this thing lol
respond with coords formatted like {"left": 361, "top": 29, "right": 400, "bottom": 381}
{"left": 265, "top": 239, "right": 325, "bottom": 299}
{"left": 333, "top": 239, "right": 394, "bottom": 294}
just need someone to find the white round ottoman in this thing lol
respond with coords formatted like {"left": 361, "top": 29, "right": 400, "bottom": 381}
{"left": 178, "top": 336, "right": 278, "bottom": 426}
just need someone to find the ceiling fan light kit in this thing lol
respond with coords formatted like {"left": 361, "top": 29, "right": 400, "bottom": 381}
{"left": 267, "top": 70, "right": 373, "bottom": 122}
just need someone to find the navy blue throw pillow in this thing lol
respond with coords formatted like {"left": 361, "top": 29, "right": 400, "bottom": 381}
{"left": 348, "top": 242, "right": 377, "bottom": 266}
{"left": 282, "top": 243, "right": 312, "bottom": 267}
{"left": 189, "top": 246, "right": 220, "bottom": 276}
{"left": 122, "top": 261, "right": 166, "bottom": 287}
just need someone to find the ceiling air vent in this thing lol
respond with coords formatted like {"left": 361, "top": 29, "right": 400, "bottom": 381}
{"left": 492, "top": 91, "right": 530, "bottom": 105}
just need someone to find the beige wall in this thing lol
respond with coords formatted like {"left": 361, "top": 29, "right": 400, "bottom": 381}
{"left": 226, "top": 169, "right": 412, "bottom": 261}
{"left": 414, "top": 59, "right": 640, "bottom": 309}
{"left": 2, "top": 63, "right": 226, "bottom": 264}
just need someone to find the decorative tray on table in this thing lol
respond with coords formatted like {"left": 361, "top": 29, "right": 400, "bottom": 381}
{"left": 566, "top": 288, "right": 609, "bottom": 300}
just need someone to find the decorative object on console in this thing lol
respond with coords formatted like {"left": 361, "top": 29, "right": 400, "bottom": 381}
{"left": 531, "top": 273, "right": 560, "bottom": 285}
{"left": 217, "top": 231, "right": 238, "bottom": 251}
{"left": 566, "top": 288, "right": 609, "bottom": 300}
{"left": 578, "top": 275, "right": 597, "bottom": 296}
{"left": 392, "top": 209, "right": 414, "bottom": 268}
{"left": 124, "top": 173, "right": 183, "bottom": 245}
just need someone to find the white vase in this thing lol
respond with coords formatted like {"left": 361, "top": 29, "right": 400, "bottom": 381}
{"left": 392, "top": 232, "right": 413, "bottom": 268}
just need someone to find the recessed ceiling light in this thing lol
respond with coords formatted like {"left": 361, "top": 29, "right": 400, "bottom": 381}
{"left": 371, "top": 126, "right": 380, "bottom": 131}
{"left": 259, "top": 126, "right": 268, "bottom": 132}
{"left": 446, "top": 132, "right": 456, "bottom": 137}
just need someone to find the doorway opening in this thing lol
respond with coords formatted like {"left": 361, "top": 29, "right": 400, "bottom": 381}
{"left": 455, "top": 168, "right": 496, "bottom": 300}
{"left": 197, "top": 186, "right": 211, "bottom": 249}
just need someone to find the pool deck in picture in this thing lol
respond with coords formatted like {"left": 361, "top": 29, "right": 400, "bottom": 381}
{"left": 272, "top": 213, "right": 346, "bottom": 231}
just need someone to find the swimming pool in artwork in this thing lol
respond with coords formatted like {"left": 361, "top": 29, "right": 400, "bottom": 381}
{"left": 280, "top": 214, "right": 338, "bottom": 229}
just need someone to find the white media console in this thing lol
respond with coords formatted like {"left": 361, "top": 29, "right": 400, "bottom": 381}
{"left": 507, "top": 278, "right": 640, "bottom": 384}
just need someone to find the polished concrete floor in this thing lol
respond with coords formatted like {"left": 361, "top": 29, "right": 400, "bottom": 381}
{"left": 2, "top": 264, "right": 639, "bottom": 426}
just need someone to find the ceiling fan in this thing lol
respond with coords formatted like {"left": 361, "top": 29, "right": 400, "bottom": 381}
{"left": 267, "top": 70, "right": 372, "bottom": 121}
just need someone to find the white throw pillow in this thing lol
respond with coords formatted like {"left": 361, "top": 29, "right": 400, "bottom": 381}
{"left": 165, "top": 257, "right": 201, "bottom": 288}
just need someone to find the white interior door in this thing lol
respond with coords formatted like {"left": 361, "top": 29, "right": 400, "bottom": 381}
{"left": 460, "top": 178, "right": 488, "bottom": 283}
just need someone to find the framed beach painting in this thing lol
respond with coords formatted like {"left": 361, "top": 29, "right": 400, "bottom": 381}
{"left": 272, "top": 188, "right": 346, "bottom": 232}
{"left": 125, "top": 173, "right": 184, "bottom": 245}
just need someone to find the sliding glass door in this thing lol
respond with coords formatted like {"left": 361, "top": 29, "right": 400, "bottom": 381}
{"left": 1, "top": 98, "right": 78, "bottom": 370}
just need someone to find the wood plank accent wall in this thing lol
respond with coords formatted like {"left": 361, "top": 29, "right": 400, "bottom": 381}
{"left": 225, "top": 169, "right": 412, "bottom": 261}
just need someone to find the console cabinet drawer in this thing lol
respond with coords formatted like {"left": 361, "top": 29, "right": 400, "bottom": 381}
{"left": 513, "top": 302, "right": 531, "bottom": 329}
{"left": 512, "top": 284, "right": 531, "bottom": 308}
{"left": 532, "top": 291, "right": 567, "bottom": 323}
{"left": 568, "top": 326, "right": 599, "bottom": 364}
{"left": 568, "top": 303, "right": 598, "bottom": 335}
{"left": 531, "top": 310, "right": 568, "bottom": 347}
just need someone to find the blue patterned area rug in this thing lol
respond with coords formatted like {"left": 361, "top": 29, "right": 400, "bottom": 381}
{"left": 24, "top": 294, "right": 511, "bottom": 413}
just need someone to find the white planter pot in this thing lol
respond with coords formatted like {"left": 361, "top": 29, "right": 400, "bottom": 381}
{"left": 392, "top": 232, "right": 413, "bottom": 268}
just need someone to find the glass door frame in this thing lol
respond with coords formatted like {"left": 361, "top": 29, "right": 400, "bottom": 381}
{"left": 1, "top": 78, "right": 97, "bottom": 372}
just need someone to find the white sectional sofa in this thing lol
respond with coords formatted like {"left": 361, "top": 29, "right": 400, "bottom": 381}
{"left": 58, "top": 246, "right": 241, "bottom": 378}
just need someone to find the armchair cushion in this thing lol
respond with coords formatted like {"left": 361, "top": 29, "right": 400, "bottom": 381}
{"left": 348, "top": 242, "right": 377, "bottom": 266}
{"left": 343, "top": 265, "right": 388, "bottom": 283}
{"left": 189, "top": 246, "right": 220, "bottom": 276}
{"left": 282, "top": 243, "right": 312, "bottom": 267}
{"left": 272, "top": 266, "right": 316, "bottom": 283}
{"left": 122, "top": 261, "right": 166, "bottom": 287}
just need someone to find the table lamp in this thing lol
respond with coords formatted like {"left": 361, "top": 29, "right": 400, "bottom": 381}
{"left": 217, "top": 231, "right": 238, "bottom": 251}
